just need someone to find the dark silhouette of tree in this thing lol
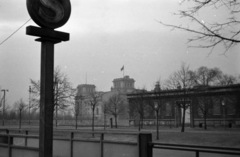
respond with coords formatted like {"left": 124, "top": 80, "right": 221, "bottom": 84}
{"left": 14, "top": 99, "right": 27, "bottom": 129}
{"left": 192, "top": 66, "right": 222, "bottom": 86}
{"left": 70, "top": 95, "right": 84, "bottom": 129}
{"left": 87, "top": 91, "right": 101, "bottom": 136}
{"left": 102, "top": 101, "right": 108, "bottom": 130}
{"left": 0, "top": 97, "right": 10, "bottom": 125}
{"left": 159, "top": 0, "right": 240, "bottom": 53}
{"left": 30, "top": 67, "right": 75, "bottom": 126}
{"left": 194, "top": 85, "right": 213, "bottom": 129}
{"left": 165, "top": 62, "right": 193, "bottom": 132}
{"left": 216, "top": 73, "right": 238, "bottom": 85}
{"left": 129, "top": 88, "right": 150, "bottom": 131}
{"left": 148, "top": 80, "right": 168, "bottom": 139}
{"left": 105, "top": 93, "right": 126, "bottom": 128}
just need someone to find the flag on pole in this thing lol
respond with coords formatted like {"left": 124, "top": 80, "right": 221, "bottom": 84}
{"left": 121, "top": 66, "right": 124, "bottom": 71}
{"left": 121, "top": 66, "right": 124, "bottom": 77}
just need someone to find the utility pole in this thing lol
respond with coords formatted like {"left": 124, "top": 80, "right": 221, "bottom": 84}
{"left": 29, "top": 86, "right": 31, "bottom": 125}
{"left": 1, "top": 89, "right": 9, "bottom": 126}
{"left": 55, "top": 81, "right": 62, "bottom": 127}
{"left": 26, "top": 0, "right": 71, "bottom": 156}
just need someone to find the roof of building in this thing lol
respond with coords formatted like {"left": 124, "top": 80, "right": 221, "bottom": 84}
{"left": 127, "top": 84, "right": 240, "bottom": 99}
{"left": 77, "top": 84, "right": 96, "bottom": 88}
{"left": 113, "top": 75, "right": 135, "bottom": 82}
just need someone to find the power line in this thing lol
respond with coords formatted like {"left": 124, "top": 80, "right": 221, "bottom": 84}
{"left": 0, "top": 18, "right": 31, "bottom": 46}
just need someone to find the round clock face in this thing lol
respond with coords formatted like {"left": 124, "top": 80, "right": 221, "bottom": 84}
{"left": 27, "top": 0, "right": 71, "bottom": 29}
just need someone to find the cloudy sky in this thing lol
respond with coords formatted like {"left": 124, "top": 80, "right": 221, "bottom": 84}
{"left": 0, "top": 0, "right": 239, "bottom": 105}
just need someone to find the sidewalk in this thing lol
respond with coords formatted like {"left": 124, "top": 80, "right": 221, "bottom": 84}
{"left": 1, "top": 124, "right": 239, "bottom": 134}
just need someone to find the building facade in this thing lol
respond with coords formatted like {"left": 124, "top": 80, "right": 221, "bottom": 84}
{"left": 127, "top": 84, "right": 240, "bottom": 127}
{"left": 111, "top": 75, "right": 135, "bottom": 93}
{"left": 75, "top": 76, "right": 136, "bottom": 125}
{"left": 75, "top": 84, "right": 102, "bottom": 120}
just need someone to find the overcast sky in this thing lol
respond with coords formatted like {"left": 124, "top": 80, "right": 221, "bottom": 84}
{"left": 0, "top": 0, "right": 239, "bottom": 105}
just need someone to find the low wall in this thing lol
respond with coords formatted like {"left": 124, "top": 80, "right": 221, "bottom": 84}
{"left": 0, "top": 119, "right": 130, "bottom": 127}
{"left": 193, "top": 119, "right": 240, "bottom": 127}
{"left": 129, "top": 119, "right": 176, "bottom": 126}
{"left": 0, "top": 130, "right": 152, "bottom": 157}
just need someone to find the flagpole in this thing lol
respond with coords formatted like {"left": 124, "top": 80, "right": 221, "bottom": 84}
{"left": 121, "top": 65, "right": 124, "bottom": 78}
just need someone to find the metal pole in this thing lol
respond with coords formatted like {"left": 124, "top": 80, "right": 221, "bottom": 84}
{"left": 26, "top": 25, "right": 70, "bottom": 157}
{"left": 100, "top": 133, "right": 104, "bottom": 157}
{"left": 39, "top": 39, "right": 55, "bottom": 157}
{"left": 156, "top": 110, "right": 159, "bottom": 140}
{"left": 29, "top": 86, "right": 31, "bottom": 125}
{"left": 1, "top": 89, "right": 8, "bottom": 126}
{"left": 224, "top": 106, "right": 226, "bottom": 130}
{"left": 104, "top": 111, "right": 106, "bottom": 130}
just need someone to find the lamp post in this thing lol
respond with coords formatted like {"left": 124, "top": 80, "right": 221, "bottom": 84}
{"left": 222, "top": 100, "right": 226, "bottom": 130}
{"left": 175, "top": 105, "right": 178, "bottom": 127}
{"left": 1, "top": 89, "right": 8, "bottom": 126}
{"left": 55, "top": 81, "right": 62, "bottom": 127}
{"left": 154, "top": 102, "right": 159, "bottom": 140}
{"left": 103, "top": 102, "right": 106, "bottom": 130}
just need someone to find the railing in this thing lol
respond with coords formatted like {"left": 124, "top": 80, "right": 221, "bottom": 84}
{"left": 150, "top": 142, "right": 240, "bottom": 157}
{"left": 0, "top": 129, "right": 152, "bottom": 157}
{"left": 2, "top": 129, "right": 240, "bottom": 157}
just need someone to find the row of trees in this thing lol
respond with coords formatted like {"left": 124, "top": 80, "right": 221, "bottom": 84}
{"left": 1, "top": 64, "right": 239, "bottom": 132}
{"left": 73, "top": 91, "right": 127, "bottom": 132}
{"left": 1, "top": 66, "right": 127, "bottom": 132}
{"left": 0, "top": 67, "right": 76, "bottom": 128}
{"left": 130, "top": 63, "right": 240, "bottom": 136}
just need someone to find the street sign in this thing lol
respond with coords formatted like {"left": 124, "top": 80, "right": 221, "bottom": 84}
{"left": 27, "top": 0, "right": 71, "bottom": 29}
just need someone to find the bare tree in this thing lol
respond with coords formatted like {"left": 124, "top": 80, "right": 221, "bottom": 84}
{"left": 0, "top": 92, "right": 3, "bottom": 121}
{"left": 87, "top": 91, "right": 101, "bottom": 136}
{"left": 129, "top": 87, "right": 150, "bottom": 131}
{"left": 148, "top": 94, "right": 166, "bottom": 139}
{"left": 194, "top": 85, "right": 213, "bottom": 129}
{"left": 105, "top": 93, "right": 126, "bottom": 128}
{"left": 192, "top": 66, "right": 222, "bottom": 86}
{"left": 159, "top": 0, "right": 240, "bottom": 53}
{"left": 69, "top": 96, "right": 81, "bottom": 129}
{"left": 216, "top": 73, "right": 238, "bottom": 85}
{"left": 30, "top": 67, "right": 75, "bottom": 126}
{"left": 102, "top": 101, "right": 108, "bottom": 130}
{"left": 14, "top": 99, "right": 27, "bottom": 129}
{"left": 0, "top": 89, "right": 2, "bottom": 109}
{"left": 29, "top": 79, "right": 40, "bottom": 109}
{"left": 0, "top": 97, "right": 10, "bottom": 126}
{"left": 165, "top": 62, "right": 193, "bottom": 132}
{"left": 148, "top": 80, "right": 168, "bottom": 140}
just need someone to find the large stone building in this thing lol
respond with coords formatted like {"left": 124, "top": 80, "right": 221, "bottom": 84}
{"left": 111, "top": 75, "right": 135, "bottom": 93}
{"left": 75, "top": 75, "right": 136, "bottom": 125}
{"left": 127, "top": 84, "right": 240, "bottom": 127}
{"left": 75, "top": 84, "right": 102, "bottom": 120}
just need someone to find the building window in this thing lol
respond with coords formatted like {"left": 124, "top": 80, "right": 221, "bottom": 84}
{"left": 212, "top": 97, "right": 221, "bottom": 115}
{"left": 165, "top": 103, "right": 172, "bottom": 116}
{"left": 226, "top": 96, "right": 236, "bottom": 115}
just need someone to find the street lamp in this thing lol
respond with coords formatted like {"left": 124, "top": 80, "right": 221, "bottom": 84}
{"left": 154, "top": 101, "right": 159, "bottom": 140}
{"left": 54, "top": 80, "right": 62, "bottom": 127}
{"left": 1, "top": 89, "right": 8, "bottom": 126}
{"left": 222, "top": 100, "right": 226, "bottom": 130}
